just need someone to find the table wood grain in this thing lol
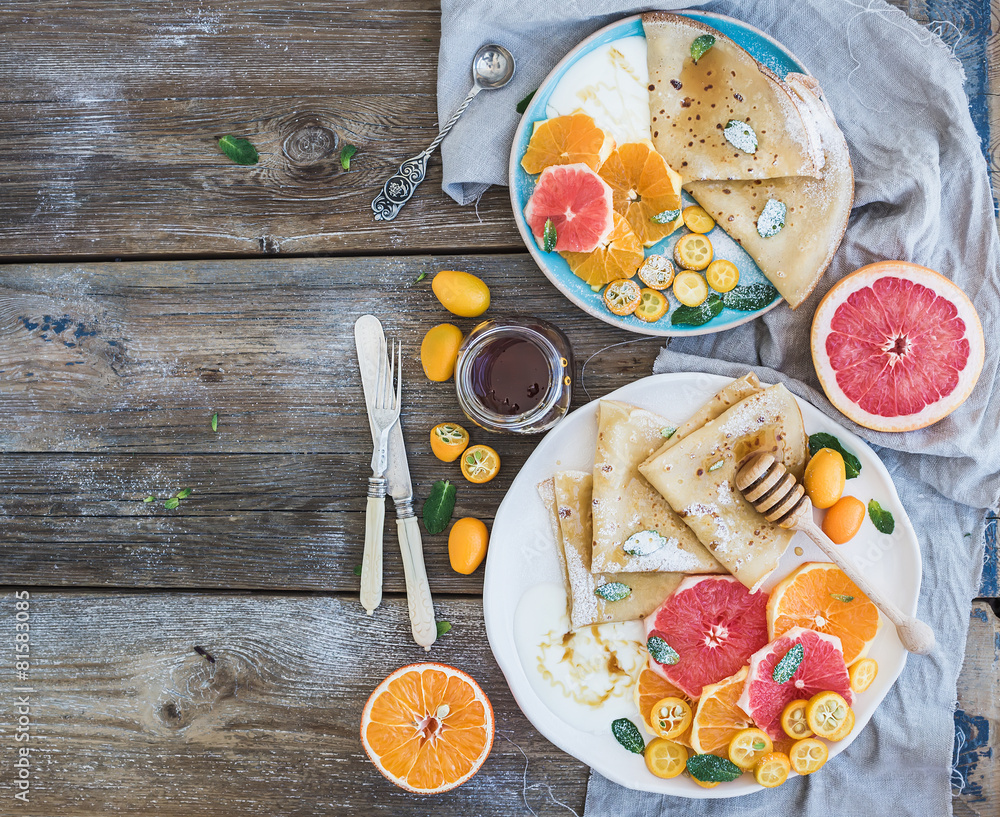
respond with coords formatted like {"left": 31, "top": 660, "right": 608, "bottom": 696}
{"left": 0, "top": 0, "right": 996, "bottom": 815}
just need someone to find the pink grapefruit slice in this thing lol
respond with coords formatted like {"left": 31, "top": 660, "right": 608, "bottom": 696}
{"left": 811, "top": 261, "right": 984, "bottom": 432}
{"left": 643, "top": 575, "right": 769, "bottom": 699}
{"left": 737, "top": 627, "right": 853, "bottom": 741}
{"left": 523, "top": 163, "right": 614, "bottom": 253}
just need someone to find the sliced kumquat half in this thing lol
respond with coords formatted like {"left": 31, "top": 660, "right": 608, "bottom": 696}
{"left": 849, "top": 658, "right": 879, "bottom": 693}
{"left": 649, "top": 697, "right": 693, "bottom": 740}
{"left": 637, "top": 254, "right": 675, "bottom": 290}
{"left": 705, "top": 259, "right": 739, "bottom": 293}
{"left": 430, "top": 422, "right": 470, "bottom": 462}
{"left": 780, "top": 699, "right": 814, "bottom": 740}
{"left": 682, "top": 205, "right": 716, "bottom": 234}
{"left": 825, "top": 705, "right": 856, "bottom": 742}
{"left": 644, "top": 738, "right": 688, "bottom": 779}
{"left": 754, "top": 751, "right": 790, "bottom": 788}
{"left": 673, "top": 233, "right": 713, "bottom": 270}
{"left": 360, "top": 662, "right": 494, "bottom": 794}
{"left": 634, "top": 668, "right": 692, "bottom": 744}
{"left": 673, "top": 271, "right": 709, "bottom": 307}
{"left": 460, "top": 445, "right": 501, "bottom": 484}
{"left": 728, "top": 727, "right": 773, "bottom": 771}
{"left": 788, "top": 738, "right": 829, "bottom": 775}
{"left": 805, "top": 691, "right": 851, "bottom": 739}
{"left": 635, "top": 288, "right": 669, "bottom": 322}
{"left": 602, "top": 278, "right": 642, "bottom": 316}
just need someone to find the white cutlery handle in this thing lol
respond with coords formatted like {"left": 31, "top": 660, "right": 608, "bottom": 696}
{"left": 397, "top": 515, "right": 437, "bottom": 650}
{"left": 361, "top": 479, "right": 386, "bottom": 615}
{"left": 799, "top": 518, "right": 935, "bottom": 655}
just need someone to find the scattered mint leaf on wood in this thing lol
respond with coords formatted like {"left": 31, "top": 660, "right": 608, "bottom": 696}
{"left": 143, "top": 496, "right": 155, "bottom": 503}
{"left": 595, "top": 581, "right": 631, "bottom": 602}
{"left": 542, "top": 218, "right": 557, "bottom": 252}
{"left": 211, "top": 412, "right": 218, "bottom": 432}
{"left": 868, "top": 500, "right": 895, "bottom": 534}
{"left": 651, "top": 208, "right": 680, "bottom": 224}
{"left": 808, "top": 433, "right": 862, "bottom": 479}
{"left": 414, "top": 272, "right": 427, "bottom": 283}
{"left": 340, "top": 143, "right": 358, "bottom": 171}
{"left": 218, "top": 135, "right": 259, "bottom": 165}
{"left": 164, "top": 497, "right": 180, "bottom": 510}
{"left": 611, "top": 718, "right": 645, "bottom": 754}
{"left": 175, "top": 488, "right": 193, "bottom": 500}
{"left": 436, "top": 620, "right": 452, "bottom": 637}
{"left": 422, "top": 480, "right": 457, "bottom": 535}
{"left": 690, "top": 34, "right": 716, "bottom": 63}
{"left": 516, "top": 89, "right": 537, "bottom": 115}
{"left": 772, "top": 643, "right": 804, "bottom": 683}
{"left": 353, "top": 565, "right": 363, "bottom": 577}
{"left": 647, "top": 635, "right": 679, "bottom": 665}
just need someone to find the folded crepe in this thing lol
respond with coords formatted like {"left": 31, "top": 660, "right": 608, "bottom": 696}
{"left": 538, "top": 472, "right": 682, "bottom": 629}
{"left": 642, "top": 12, "right": 823, "bottom": 183}
{"left": 685, "top": 75, "right": 854, "bottom": 308}
{"left": 639, "top": 384, "right": 808, "bottom": 592}
{"left": 591, "top": 400, "right": 724, "bottom": 574}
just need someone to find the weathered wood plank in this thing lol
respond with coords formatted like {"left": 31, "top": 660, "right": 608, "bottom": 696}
{"left": 0, "top": 0, "right": 523, "bottom": 258}
{"left": 1, "top": 589, "right": 993, "bottom": 815}
{"left": 953, "top": 600, "right": 1000, "bottom": 816}
{"left": 0, "top": 256, "right": 661, "bottom": 590}
{"left": 0, "top": 257, "right": 660, "bottom": 454}
{"left": 1, "top": 591, "right": 588, "bottom": 816}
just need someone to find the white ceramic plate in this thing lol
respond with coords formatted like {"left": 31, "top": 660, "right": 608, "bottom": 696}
{"left": 483, "top": 372, "right": 921, "bottom": 798}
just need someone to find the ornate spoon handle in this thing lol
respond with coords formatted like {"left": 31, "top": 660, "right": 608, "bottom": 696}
{"left": 371, "top": 85, "right": 481, "bottom": 222}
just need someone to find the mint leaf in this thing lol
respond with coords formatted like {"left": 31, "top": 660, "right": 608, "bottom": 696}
{"left": 611, "top": 718, "right": 645, "bottom": 754}
{"left": 808, "top": 433, "right": 862, "bottom": 479}
{"left": 516, "top": 89, "right": 537, "bottom": 115}
{"left": 542, "top": 218, "right": 557, "bottom": 252}
{"left": 211, "top": 412, "right": 218, "bottom": 432}
{"left": 830, "top": 592, "right": 854, "bottom": 603}
{"left": 422, "top": 480, "right": 457, "bottom": 535}
{"left": 174, "top": 488, "right": 192, "bottom": 500}
{"left": 651, "top": 208, "right": 681, "bottom": 224}
{"left": 218, "top": 135, "right": 259, "bottom": 165}
{"left": 353, "top": 565, "right": 363, "bottom": 576}
{"left": 143, "top": 496, "right": 155, "bottom": 503}
{"left": 868, "top": 500, "right": 895, "bottom": 534}
{"left": 671, "top": 294, "right": 723, "bottom": 326}
{"left": 687, "top": 753, "right": 742, "bottom": 783}
{"left": 436, "top": 620, "right": 452, "bottom": 637}
{"left": 661, "top": 426, "right": 677, "bottom": 439}
{"left": 647, "top": 635, "right": 679, "bottom": 665}
{"left": 163, "top": 497, "right": 180, "bottom": 510}
{"left": 724, "top": 119, "right": 757, "bottom": 154}
{"left": 595, "top": 582, "right": 631, "bottom": 602}
{"left": 757, "top": 198, "right": 786, "bottom": 238}
{"left": 720, "top": 282, "right": 780, "bottom": 312}
{"left": 772, "top": 643, "right": 804, "bottom": 683}
{"left": 690, "top": 34, "right": 716, "bottom": 63}
{"left": 340, "top": 143, "right": 358, "bottom": 171}
{"left": 414, "top": 272, "right": 427, "bottom": 283}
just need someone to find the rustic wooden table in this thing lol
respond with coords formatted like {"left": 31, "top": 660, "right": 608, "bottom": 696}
{"left": 0, "top": 2, "right": 996, "bottom": 815}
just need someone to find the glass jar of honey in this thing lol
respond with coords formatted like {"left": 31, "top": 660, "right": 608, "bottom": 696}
{"left": 454, "top": 316, "right": 573, "bottom": 434}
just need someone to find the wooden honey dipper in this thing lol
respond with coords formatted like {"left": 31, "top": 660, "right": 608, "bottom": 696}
{"left": 736, "top": 452, "right": 935, "bottom": 655}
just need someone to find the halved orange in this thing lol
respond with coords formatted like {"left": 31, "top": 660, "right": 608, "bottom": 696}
{"left": 598, "top": 142, "right": 682, "bottom": 246}
{"left": 562, "top": 212, "right": 644, "bottom": 287}
{"left": 521, "top": 113, "right": 615, "bottom": 175}
{"left": 767, "top": 562, "right": 880, "bottom": 666}
{"left": 690, "top": 666, "right": 752, "bottom": 756}
{"left": 360, "top": 663, "right": 494, "bottom": 794}
{"left": 634, "top": 667, "right": 693, "bottom": 746}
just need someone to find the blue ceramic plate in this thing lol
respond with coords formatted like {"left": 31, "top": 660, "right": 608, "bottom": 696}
{"left": 508, "top": 12, "right": 809, "bottom": 336}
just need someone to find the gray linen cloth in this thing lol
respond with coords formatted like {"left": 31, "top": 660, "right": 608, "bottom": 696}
{"left": 439, "top": 1, "right": 999, "bottom": 814}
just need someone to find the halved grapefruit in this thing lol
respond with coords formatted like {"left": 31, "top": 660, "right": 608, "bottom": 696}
{"left": 360, "top": 663, "right": 494, "bottom": 794}
{"left": 811, "top": 261, "right": 984, "bottom": 432}
{"left": 737, "top": 627, "right": 853, "bottom": 741}
{"left": 643, "top": 575, "right": 769, "bottom": 699}
{"left": 524, "top": 163, "right": 615, "bottom": 253}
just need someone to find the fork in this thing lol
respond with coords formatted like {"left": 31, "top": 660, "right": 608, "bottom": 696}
{"left": 361, "top": 338, "right": 402, "bottom": 615}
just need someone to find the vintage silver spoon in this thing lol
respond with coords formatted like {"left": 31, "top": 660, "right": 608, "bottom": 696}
{"left": 371, "top": 43, "right": 515, "bottom": 221}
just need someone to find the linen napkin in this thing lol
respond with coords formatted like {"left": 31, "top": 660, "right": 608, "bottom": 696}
{"left": 438, "top": 1, "right": 999, "bottom": 814}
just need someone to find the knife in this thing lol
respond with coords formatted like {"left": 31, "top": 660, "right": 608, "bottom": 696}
{"left": 354, "top": 315, "right": 437, "bottom": 650}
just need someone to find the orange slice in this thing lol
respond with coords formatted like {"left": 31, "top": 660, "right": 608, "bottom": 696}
{"left": 562, "top": 212, "right": 644, "bottom": 287}
{"left": 634, "top": 667, "right": 693, "bottom": 746}
{"left": 598, "top": 142, "right": 682, "bottom": 246}
{"left": 690, "top": 666, "right": 751, "bottom": 756}
{"left": 521, "top": 113, "right": 615, "bottom": 175}
{"left": 360, "top": 662, "right": 494, "bottom": 794}
{"left": 767, "top": 562, "right": 880, "bottom": 665}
